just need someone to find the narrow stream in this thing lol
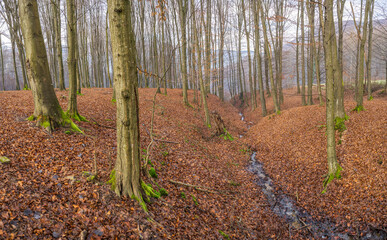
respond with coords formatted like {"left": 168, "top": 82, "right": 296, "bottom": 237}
{"left": 239, "top": 112, "right": 386, "bottom": 240}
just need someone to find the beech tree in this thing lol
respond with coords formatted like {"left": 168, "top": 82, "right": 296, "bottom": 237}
{"left": 107, "top": 0, "right": 142, "bottom": 201}
{"left": 66, "top": 0, "right": 85, "bottom": 121}
{"left": 321, "top": 0, "right": 342, "bottom": 190}
{"left": 19, "top": 0, "right": 80, "bottom": 133}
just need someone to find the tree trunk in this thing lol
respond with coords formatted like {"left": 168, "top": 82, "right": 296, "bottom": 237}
{"left": 178, "top": 0, "right": 189, "bottom": 105}
{"left": 54, "top": 0, "right": 65, "bottom": 90}
{"left": 335, "top": 0, "right": 346, "bottom": 118}
{"left": 307, "top": 0, "right": 314, "bottom": 105}
{"left": 204, "top": 0, "right": 212, "bottom": 94}
{"left": 301, "top": 0, "right": 306, "bottom": 105}
{"left": 107, "top": 0, "right": 142, "bottom": 202}
{"left": 356, "top": 0, "right": 371, "bottom": 110}
{"left": 296, "top": 3, "right": 300, "bottom": 94}
{"left": 260, "top": 3, "right": 280, "bottom": 114}
{"left": 253, "top": 0, "right": 267, "bottom": 116}
{"left": 0, "top": 36, "right": 4, "bottom": 91}
{"left": 66, "top": 0, "right": 84, "bottom": 121}
{"left": 242, "top": 0, "right": 255, "bottom": 111}
{"left": 321, "top": 0, "right": 341, "bottom": 188}
{"left": 192, "top": 0, "right": 211, "bottom": 127}
{"left": 19, "top": 0, "right": 79, "bottom": 133}
{"left": 366, "top": 0, "right": 374, "bottom": 100}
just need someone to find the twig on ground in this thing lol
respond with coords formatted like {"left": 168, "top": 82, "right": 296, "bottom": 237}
{"left": 169, "top": 179, "right": 236, "bottom": 195}
{"left": 89, "top": 117, "right": 116, "bottom": 130}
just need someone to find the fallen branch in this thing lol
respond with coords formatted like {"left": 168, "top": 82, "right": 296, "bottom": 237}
{"left": 89, "top": 117, "right": 116, "bottom": 130}
{"left": 169, "top": 180, "right": 218, "bottom": 194}
{"left": 142, "top": 124, "right": 179, "bottom": 144}
{"left": 168, "top": 179, "right": 239, "bottom": 195}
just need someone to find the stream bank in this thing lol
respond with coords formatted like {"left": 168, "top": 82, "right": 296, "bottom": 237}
{"left": 239, "top": 112, "right": 386, "bottom": 239}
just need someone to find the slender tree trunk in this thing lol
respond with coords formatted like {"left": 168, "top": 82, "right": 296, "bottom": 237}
{"left": 178, "top": 0, "right": 189, "bottom": 105}
{"left": 301, "top": 0, "right": 306, "bottom": 105}
{"left": 0, "top": 36, "right": 4, "bottom": 91}
{"left": 54, "top": 0, "right": 65, "bottom": 90}
{"left": 264, "top": 50, "right": 270, "bottom": 96}
{"left": 66, "top": 0, "right": 84, "bottom": 121}
{"left": 316, "top": 25, "right": 323, "bottom": 105}
{"left": 296, "top": 3, "right": 300, "bottom": 94}
{"left": 335, "top": 0, "right": 346, "bottom": 118}
{"left": 260, "top": 3, "right": 280, "bottom": 114}
{"left": 321, "top": 0, "right": 340, "bottom": 186}
{"left": 307, "top": 0, "right": 314, "bottom": 105}
{"left": 204, "top": 0, "right": 212, "bottom": 94}
{"left": 253, "top": 0, "right": 267, "bottom": 116}
{"left": 242, "top": 0, "right": 255, "bottom": 110}
{"left": 356, "top": 0, "right": 371, "bottom": 109}
{"left": 192, "top": 0, "right": 211, "bottom": 127}
{"left": 366, "top": 0, "right": 374, "bottom": 100}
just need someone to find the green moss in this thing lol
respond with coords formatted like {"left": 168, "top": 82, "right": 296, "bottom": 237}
{"left": 111, "top": 98, "right": 116, "bottom": 103}
{"left": 76, "top": 91, "right": 84, "bottom": 96}
{"left": 191, "top": 194, "right": 198, "bottom": 206}
{"left": 180, "top": 192, "right": 186, "bottom": 199}
{"left": 131, "top": 194, "right": 148, "bottom": 212}
{"left": 141, "top": 180, "right": 160, "bottom": 199}
{"left": 218, "top": 230, "right": 230, "bottom": 240}
{"left": 276, "top": 110, "right": 281, "bottom": 115}
{"left": 162, "top": 151, "right": 169, "bottom": 157}
{"left": 322, "top": 165, "right": 343, "bottom": 194}
{"left": 147, "top": 159, "right": 154, "bottom": 167}
{"left": 60, "top": 110, "right": 84, "bottom": 134}
{"left": 0, "top": 156, "right": 10, "bottom": 164}
{"left": 368, "top": 95, "right": 373, "bottom": 101}
{"left": 64, "top": 130, "right": 72, "bottom": 135}
{"left": 87, "top": 175, "right": 96, "bottom": 182}
{"left": 41, "top": 120, "right": 51, "bottom": 129}
{"left": 107, "top": 169, "right": 116, "bottom": 191}
{"left": 65, "top": 110, "right": 88, "bottom": 122}
{"left": 26, "top": 115, "right": 35, "bottom": 121}
{"left": 159, "top": 188, "right": 168, "bottom": 196}
{"left": 352, "top": 105, "right": 365, "bottom": 112}
{"left": 334, "top": 115, "right": 348, "bottom": 133}
{"left": 149, "top": 167, "right": 158, "bottom": 178}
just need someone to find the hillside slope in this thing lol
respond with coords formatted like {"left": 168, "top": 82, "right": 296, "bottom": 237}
{"left": 0, "top": 89, "right": 289, "bottom": 239}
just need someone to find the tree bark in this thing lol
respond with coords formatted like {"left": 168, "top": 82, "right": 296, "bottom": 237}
{"left": 0, "top": 36, "right": 4, "bottom": 91}
{"left": 366, "top": 0, "right": 375, "bottom": 100}
{"left": 178, "top": 0, "right": 189, "bottom": 105}
{"left": 301, "top": 0, "right": 306, "bottom": 105}
{"left": 260, "top": 3, "right": 280, "bottom": 114}
{"left": 241, "top": 0, "right": 255, "bottom": 110}
{"left": 335, "top": 0, "right": 346, "bottom": 118}
{"left": 19, "top": 0, "right": 78, "bottom": 132}
{"left": 107, "top": 0, "right": 142, "bottom": 201}
{"left": 54, "top": 0, "right": 65, "bottom": 90}
{"left": 192, "top": 0, "right": 211, "bottom": 127}
{"left": 307, "top": 0, "right": 314, "bottom": 105}
{"left": 356, "top": 0, "right": 371, "bottom": 109}
{"left": 253, "top": 0, "right": 267, "bottom": 116}
{"left": 66, "top": 0, "right": 84, "bottom": 121}
{"left": 321, "top": 0, "right": 340, "bottom": 185}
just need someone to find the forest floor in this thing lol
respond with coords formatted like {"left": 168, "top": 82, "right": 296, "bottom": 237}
{"left": 0, "top": 87, "right": 385, "bottom": 239}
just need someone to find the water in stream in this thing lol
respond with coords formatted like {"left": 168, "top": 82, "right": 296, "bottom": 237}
{"left": 248, "top": 152, "right": 386, "bottom": 240}
{"left": 239, "top": 113, "right": 386, "bottom": 239}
